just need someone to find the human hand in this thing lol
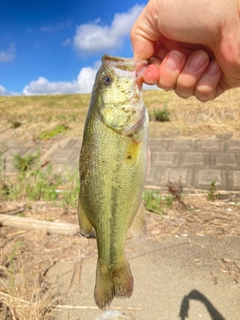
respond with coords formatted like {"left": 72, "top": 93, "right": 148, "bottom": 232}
{"left": 131, "top": 0, "right": 240, "bottom": 101}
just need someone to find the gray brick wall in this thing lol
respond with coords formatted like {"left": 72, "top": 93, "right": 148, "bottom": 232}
{"left": 147, "top": 138, "right": 240, "bottom": 191}
{"left": 2, "top": 137, "right": 240, "bottom": 192}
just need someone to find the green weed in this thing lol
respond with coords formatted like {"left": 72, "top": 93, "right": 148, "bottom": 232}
{"left": 60, "top": 170, "right": 80, "bottom": 209}
{"left": 18, "top": 213, "right": 25, "bottom": 217}
{"left": 0, "top": 151, "right": 80, "bottom": 210}
{"left": 142, "top": 190, "right": 173, "bottom": 216}
{"left": 15, "top": 162, "right": 61, "bottom": 201}
{"left": 207, "top": 181, "right": 220, "bottom": 201}
{"left": 38, "top": 124, "right": 68, "bottom": 140}
{"left": 13, "top": 152, "right": 39, "bottom": 172}
{"left": 10, "top": 121, "right": 21, "bottom": 129}
{"left": 152, "top": 106, "right": 170, "bottom": 122}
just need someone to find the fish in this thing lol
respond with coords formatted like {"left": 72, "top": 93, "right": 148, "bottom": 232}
{"left": 78, "top": 54, "right": 149, "bottom": 310}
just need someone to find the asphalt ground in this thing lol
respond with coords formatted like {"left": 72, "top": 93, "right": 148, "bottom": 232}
{"left": 47, "top": 234, "right": 240, "bottom": 320}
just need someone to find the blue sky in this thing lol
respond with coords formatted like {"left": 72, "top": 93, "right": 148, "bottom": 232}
{"left": 0, "top": 0, "right": 148, "bottom": 95}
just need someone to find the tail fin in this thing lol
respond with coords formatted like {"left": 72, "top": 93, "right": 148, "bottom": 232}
{"left": 94, "top": 257, "right": 134, "bottom": 310}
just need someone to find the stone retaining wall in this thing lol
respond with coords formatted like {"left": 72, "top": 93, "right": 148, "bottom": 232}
{"left": 2, "top": 137, "right": 240, "bottom": 192}
{"left": 148, "top": 138, "right": 240, "bottom": 191}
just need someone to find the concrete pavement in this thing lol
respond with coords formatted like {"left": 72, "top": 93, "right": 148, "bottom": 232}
{"left": 46, "top": 235, "right": 240, "bottom": 320}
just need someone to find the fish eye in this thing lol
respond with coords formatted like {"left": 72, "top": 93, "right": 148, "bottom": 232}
{"left": 103, "top": 76, "right": 112, "bottom": 85}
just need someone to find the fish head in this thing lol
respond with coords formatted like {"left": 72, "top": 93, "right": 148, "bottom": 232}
{"left": 92, "top": 55, "right": 147, "bottom": 135}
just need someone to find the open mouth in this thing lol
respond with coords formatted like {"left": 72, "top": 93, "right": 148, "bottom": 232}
{"left": 101, "top": 54, "right": 148, "bottom": 92}
{"left": 102, "top": 55, "right": 135, "bottom": 71}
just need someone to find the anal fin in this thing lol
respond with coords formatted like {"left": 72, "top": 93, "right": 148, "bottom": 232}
{"left": 78, "top": 195, "right": 94, "bottom": 237}
{"left": 130, "top": 201, "right": 147, "bottom": 240}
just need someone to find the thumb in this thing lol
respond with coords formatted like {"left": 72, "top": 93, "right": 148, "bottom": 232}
{"left": 130, "top": 2, "right": 162, "bottom": 61}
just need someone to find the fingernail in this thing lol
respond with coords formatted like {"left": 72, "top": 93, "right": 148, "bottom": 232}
{"left": 165, "top": 51, "right": 184, "bottom": 71}
{"left": 188, "top": 51, "right": 209, "bottom": 72}
{"left": 206, "top": 60, "right": 221, "bottom": 76}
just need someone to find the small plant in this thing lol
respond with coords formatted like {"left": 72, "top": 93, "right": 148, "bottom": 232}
{"left": 142, "top": 190, "right": 173, "bottom": 215}
{"left": 0, "top": 151, "right": 80, "bottom": 210}
{"left": 167, "top": 179, "right": 183, "bottom": 201}
{"left": 18, "top": 212, "right": 25, "bottom": 217}
{"left": 39, "top": 124, "right": 68, "bottom": 140}
{"left": 153, "top": 106, "right": 170, "bottom": 122}
{"left": 167, "top": 178, "right": 188, "bottom": 208}
{"left": 207, "top": 181, "right": 220, "bottom": 201}
{"left": 10, "top": 121, "right": 21, "bottom": 128}
{"left": 13, "top": 152, "right": 39, "bottom": 172}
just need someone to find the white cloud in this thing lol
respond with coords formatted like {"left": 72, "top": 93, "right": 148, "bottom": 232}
{"left": 0, "top": 84, "right": 8, "bottom": 95}
{"left": 23, "top": 61, "right": 100, "bottom": 95}
{"left": 23, "top": 77, "right": 80, "bottom": 95}
{"left": 77, "top": 61, "right": 101, "bottom": 92}
{"left": 0, "top": 43, "right": 16, "bottom": 62}
{"left": 73, "top": 4, "right": 144, "bottom": 54}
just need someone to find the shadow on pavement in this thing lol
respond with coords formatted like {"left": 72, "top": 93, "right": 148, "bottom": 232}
{"left": 179, "top": 289, "right": 226, "bottom": 320}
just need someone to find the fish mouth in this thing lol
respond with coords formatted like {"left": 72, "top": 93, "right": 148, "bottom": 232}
{"left": 101, "top": 55, "right": 147, "bottom": 90}
{"left": 101, "top": 55, "right": 135, "bottom": 72}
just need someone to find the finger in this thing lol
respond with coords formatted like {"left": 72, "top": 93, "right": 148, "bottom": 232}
{"left": 131, "top": 30, "right": 156, "bottom": 62}
{"left": 157, "top": 50, "right": 186, "bottom": 90}
{"left": 174, "top": 50, "right": 209, "bottom": 98}
{"left": 141, "top": 57, "right": 162, "bottom": 84}
{"left": 130, "top": 3, "right": 162, "bottom": 61}
{"left": 194, "top": 60, "right": 223, "bottom": 101}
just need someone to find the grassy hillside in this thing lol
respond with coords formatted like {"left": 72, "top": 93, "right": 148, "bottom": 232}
{"left": 1, "top": 88, "right": 240, "bottom": 141}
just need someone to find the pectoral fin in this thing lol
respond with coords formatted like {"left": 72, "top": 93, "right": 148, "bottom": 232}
{"left": 78, "top": 196, "right": 94, "bottom": 237}
{"left": 130, "top": 201, "right": 147, "bottom": 240}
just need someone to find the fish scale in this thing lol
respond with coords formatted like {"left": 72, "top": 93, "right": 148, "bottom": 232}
{"left": 78, "top": 55, "right": 149, "bottom": 310}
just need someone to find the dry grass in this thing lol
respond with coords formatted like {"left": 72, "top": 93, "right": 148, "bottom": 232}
{"left": 0, "top": 94, "right": 89, "bottom": 141}
{"left": 0, "top": 209, "right": 97, "bottom": 320}
{"left": 147, "top": 191, "right": 240, "bottom": 239}
{"left": 144, "top": 88, "right": 240, "bottom": 138}
{"left": 1, "top": 88, "right": 240, "bottom": 141}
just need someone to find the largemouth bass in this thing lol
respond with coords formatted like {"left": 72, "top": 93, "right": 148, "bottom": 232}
{"left": 78, "top": 55, "right": 148, "bottom": 310}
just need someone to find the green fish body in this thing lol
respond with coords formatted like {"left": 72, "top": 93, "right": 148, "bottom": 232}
{"left": 78, "top": 55, "right": 148, "bottom": 310}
